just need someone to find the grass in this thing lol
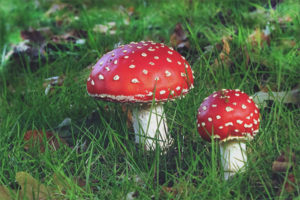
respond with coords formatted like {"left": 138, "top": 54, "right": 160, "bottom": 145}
{"left": 0, "top": 0, "right": 299, "bottom": 199}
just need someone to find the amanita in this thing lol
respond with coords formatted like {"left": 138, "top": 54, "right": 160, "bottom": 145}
{"left": 87, "top": 41, "right": 194, "bottom": 150}
{"left": 197, "top": 89, "right": 260, "bottom": 180}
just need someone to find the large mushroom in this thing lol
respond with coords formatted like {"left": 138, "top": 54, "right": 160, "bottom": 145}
{"left": 87, "top": 41, "right": 194, "bottom": 150}
{"left": 197, "top": 89, "right": 260, "bottom": 180}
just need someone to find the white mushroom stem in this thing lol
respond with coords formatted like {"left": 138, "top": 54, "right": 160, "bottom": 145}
{"left": 132, "top": 104, "right": 172, "bottom": 150}
{"left": 252, "top": 89, "right": 299, "bottom": 107}
{"left": 219, "top": 141, "right": 247, "bottom": 180}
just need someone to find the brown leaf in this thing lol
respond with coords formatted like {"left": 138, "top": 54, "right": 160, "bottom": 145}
{"left": 21, "top": 27, "right": 53, "bottom": 44}
{"left": 160, "top": 185, "right": 184, "bottom": 198}
{"left": 272, "top": 149, "right": 296, "bottom": 172}
{"left": 212, "top": 36, "right": 232, "bottom": 68}
{"left": 122, "top": 105, "right": 133, "bottom": 129}
{"left": 24, "top": 130, "right": 68, "bottom": 152}
{"left": 284, "top": 174, "right": 296, "bottom": 193}
{"left": 170, "top": 23, "right": 190, "bottom": 49}
{"left": 51, "top": 30, "right": 87, "bottom": 43}
{"left": 16, "top": 172, "right": 50, "bottom": 200}
{"left": 247, "top": 28, "right": 270, "bottom": 49}
{"left": 0, "top": 186, "right": 14, "bottom": 200}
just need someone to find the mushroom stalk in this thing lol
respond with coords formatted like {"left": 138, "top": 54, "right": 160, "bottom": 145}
{"left": 220, "top": 141, "right": 247, "bottom": 180}
{"left": 132, "top": 104, "right": 172, "bottom": 150}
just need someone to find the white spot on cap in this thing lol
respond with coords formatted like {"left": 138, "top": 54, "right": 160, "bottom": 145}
{"left": 226, "top": 107, "right": 234, "bottom": 112}
{"left": 247, "top": 99, "right": 252, "bottom": 103}
{"left": 113, "top": 75, "right": 120, "bottom": 80}
{"left": 213, "top": 94, "right": 218, "bottom": 98}
{"left": 219, "top": 126, "right": 223, "bottom": 129}
{"left": 141, "top": 53, "right": 147, "bottom": 57}
{"left": 87, "top": 77, "right": 91, "bottom": 81}
{"left": 197, "top": 123, "right": 200, "bottom": 127}
{"left": 212, "top": 104, "right": 217, "bottom": 107}
{"left": 258, "top": 118, "right": 260, "bottom": 122}
{"left": 142, "top": 69, "right": 148, "bottom": 75}
{"left": 177, "top": 61, "right": 182, "bottom": 65}
{"left": 98, "top": 74, "right": 104, "bottom": 80}
{"left": 154, "top": 56, "right": 159, "bottom": 59}
{"left": 237, "top": 120, "right": 243, "bottom": 124}
{"left": 168, "top": 51, "right": 173, "bottom": 54}
{"left": 244, "top": 124, "right": 253, "bottom": 128}
{"left": 208, "top": 117, "right": 212, "bottom": 122}
{"left": 181, "top": 56, "right": 186, "bottom": 60}
{"left": 201, "top": 122, "right": 205, "bottom": 126}
{"left": 253, "top": 119, "right": 258, "bottom": 124}
{"left": 246, "top": 116, "right": 251, "bottom": 120}
{"left": 216, "top": 115, "right": 221, "bottom": 119}
{"left": 225, "top": 122, "right": 233, "bottom": 126}
{"left": 235, "top": 89, "right": 240, "bottom": 91}
{"left": 165, "top": 70, "right": 171, "bottom": 77}
{"left": 99, "top": 61, "right": 103, "bottom": 66}
{"left": 146, "top": 92, "right": 153, "bottom": 96}
{"left": 148, "top": 48, "right": 155, "bottom": 51}
{"left": 123, "top": 50, "right": 127, "bottom": 53}
{"left": 234, "top": 129, "right": 239, "bottom": 133}
{"left": 129, "top": 64, "right": 135, "bottom": 69}
{"left": 114, "top": 60, "right": 118, "bottom": 64}
{"left": 167, "top": 58, "right": 172, "bottom": 62}
{"left": 235, "top": 93, "right": 240, "bottom": 96}
{"left": 181, "top": 72, "right": 186, "bottom": 77}
{"left": 91, "top": 80, "right": 95, "bottom": 85}
{"left": 105, "top": 67, "right": 110, "bottom": 71}
{"left": 202, "top": 106, "right": 207, "bottom": 111}
{"left": 242, "top": 104, "right": 247, "bottom": 109}
{"left": 170, "top": 90, "right": 175, "bottom": 95}
{"left": 250, "top": 113, "right": 253, "bottom": 117}
{"left": 124, "top": 56, "right": 129, "bottom": 59}
{"left": 184, "top": 63, "right": 188, "bottom": 69}
{"left": 137, "top": 46, "right": 142, "bottom": 49}
{"left": 254, "top": 109, "right": 258, "bottom": 114}
{"left": 160, "top": 90, "right": 166, "bottom": 95}
{"left": 176, "top": 86, "right": 181, "bottom": 91}
{"left": 131, "top": 78, "right": 139, "bottom": 83}
{"left": 233, "top": 102, "right": 237, "bottom": 105}
{"left": 149, "top": 62, "right": 155, "bottom": 66}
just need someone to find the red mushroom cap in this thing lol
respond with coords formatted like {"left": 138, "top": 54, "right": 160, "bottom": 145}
{"left": 197, "top": 89, "right": 260, "bottom": 142}
{"left": 86, "top": 41, "right": 194, "bottom": 103}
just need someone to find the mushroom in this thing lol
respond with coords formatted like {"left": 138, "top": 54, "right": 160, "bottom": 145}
{"left": 197, "top": 89, "right": 260, "bottom": 180}
{"left": 87, "top": 41, "right": 194, "bottom": 150}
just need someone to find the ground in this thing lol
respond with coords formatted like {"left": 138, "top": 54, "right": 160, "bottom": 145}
{"left": 0, "top": 0, "right": 299, "bottom": 199}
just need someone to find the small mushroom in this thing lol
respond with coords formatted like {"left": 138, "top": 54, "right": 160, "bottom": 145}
{"left": 197, "top": 89, "right": 260, "bottom": 180}
{"left": 87, "top": 41, "right": 194, "bottom": 150}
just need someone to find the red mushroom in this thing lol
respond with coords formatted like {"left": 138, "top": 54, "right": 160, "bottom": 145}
{"left": 197, "top": 89, "right": 260, "bottom": 180}
{"left": 87, "top": 41, "right": 194, "bottom": 150}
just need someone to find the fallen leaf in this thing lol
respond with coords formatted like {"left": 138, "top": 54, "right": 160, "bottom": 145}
{"left": 43, "top": 75, "right": 65, "bottom": 95}
{"left": 0, "top": 186, "right": 14, "bottom": 200}
{"left": 122, "top": 105, "right": 133, "bottom": 129}
{"left": 284, "top": 174, "right": 296, "bottom": 193}
{"left": 212, "top": 36, "right": 232, "bottom": 68}
{"left": 272, "top": 149, "right": 296, "bottom": 172}
{"left": 16, "top": 172, "right": 50, "bottom": 200}
{"left": 24, "top": 130, "right": 68, "bottom": 152}
{"left": 247, "top": 28, "right": 270, "bottom": 49}
{"left": 45, "top": 3, "right": 68, "bottom": 16}
{"left": 93, "top": 22, "right": 116, "bottom": 35}
{"left": 170, "top": 23, "right": 190, "bottom": 50}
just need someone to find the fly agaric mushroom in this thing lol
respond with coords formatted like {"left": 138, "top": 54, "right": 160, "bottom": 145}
{"left": 197, "top": 89, "right": 260, "bottom": 180}
{"left": 87, "top": 41, "right": 194, "bottom": 150}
